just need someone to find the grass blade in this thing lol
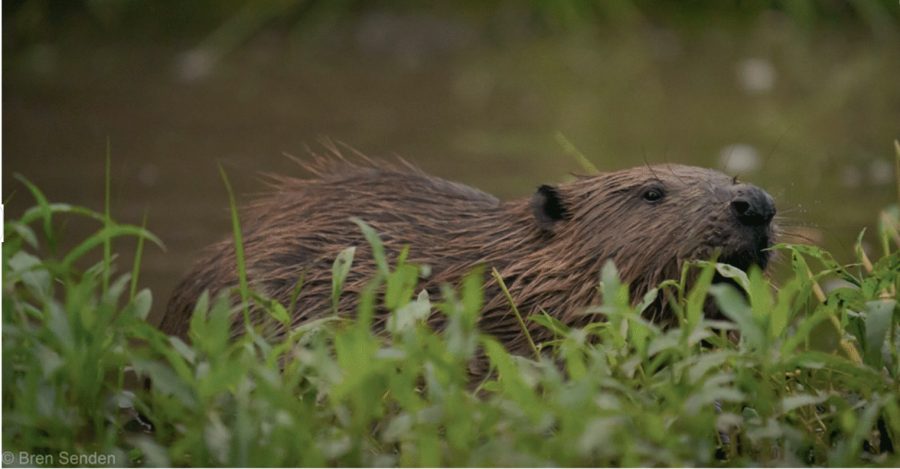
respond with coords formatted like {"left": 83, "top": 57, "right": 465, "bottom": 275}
{"left": 61, "top": 224, "right": 163, "bottom": 270}
{"left": 555, "top": 131, "right": 598, "bottom": 173}
{"left": 13, "top": 174, "right": 55, "bottom": 250}
{"left": 130, "top": 210, "right": 149, "bottom": 301}
{"left": 103, "top": 138, "right": 112, "bottom": 294}
{"left": 218, "top": 163, "right": 251, "bottom": 328}
{"left": 492, "top": 267, "right": 539, "bottom": 360}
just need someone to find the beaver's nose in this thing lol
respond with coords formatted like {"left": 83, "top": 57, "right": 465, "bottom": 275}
{"left": 730, "top": 185, "right": 776, "bottom": 227}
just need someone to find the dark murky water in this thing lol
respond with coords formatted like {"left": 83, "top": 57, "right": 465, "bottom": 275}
{"left": 5, "top": 15, "right": 899, "bottom": 325}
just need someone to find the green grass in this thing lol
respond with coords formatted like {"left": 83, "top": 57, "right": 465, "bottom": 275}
{"left": 3, "top": 152, "right": 899, "bottom": 466}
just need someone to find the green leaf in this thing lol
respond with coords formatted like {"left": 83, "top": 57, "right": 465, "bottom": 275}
{"left": 130, "top": 210, "right": 150, "bottom": 301}
{"left": 385, "top": 263, "right": 419, "bottom": 310}
{"left": 36, "top": 344, "right": 64, "bottom": 379}
{"left": 772, "top": 242, "right": 843, "bottom": 272}
{"left": 684, "top": 351, "right": 734, "bottom": 384}
{"left": 460, "top": 267, "right": 485, "bottom": 327}
{"left": 634, "top": 287, "right": 659, "bottom": 315}
{"left": 268, "top": 302, "right": 291, "bottom": 327}
{"left": 104, "top": 273, "right": 132, "bottom": 308}
{"left": 747, "top": 266, "right": 773, "bottom": 323}
{"left": 769, "top": 277, "right": 803, "bottom": 340}
{"left": 832, "top": 397, "right": 884, "bottom": 465}
{"left": 785, "top": 351, "right": 886, "bottom": 389}
{"left": 46, "top": 302, "right": 75, "bottom": 352}
{"left": 482, "top": 337, "right": 541, "bottom": 418}
{"left": 128, "top": 436, "right": 172, "bottom": 468}
{"left": 712, "top": 262, "right": 750, "bottom": 292}
{"left": 862, "top": 299, "right": 896, "bottom": 368}
{"left": 780, "top": 393, "right": 828, "bottom": 415}
{"left": 387, "top": 289, "right": 431, "bottom": 334}
{"left": 189, "top": 290, "right": 211, "bottom": 336}
{"left": 685, "top": 261, "right": 716, "bottom": 329}
{"left": 131, "top": 358, "right": 197, "bottom": 407}
{"left": 709, "top": 284, "right": 765, "bottom": 350}
{"left": 689, "top": 387, "right": 747, "bottom": 415}
{"left": 8, "top": 251, "right": 51, "bottom": 300}
{"left": 781, "top": 305, "right": 834, "bottom": 355}
{"left": 555, "top": 131, "right": 598, "bottom": 173}
{"left": 62, "top": 224, "right": 163, "bottom": 270}
{"left": 331, "top": 246, "right": 356, "bottom": 314}
{"left": 218, "top": 164, "right": 250, "bottom": 327}
{"left": 599, "top": 260, "right": 627, "bottom": 310}
{"left": 531, "top": 310, "right": 570, "bottom": 337}
{"left": 103, "top": 139, "right": 112, "bottom": 294}
{"left": 7, "top": 222, "right": 38, "bottom": 249}
{"left": 131, "top": 288, "right": 153, "bottom": 320}
{"left": 351, "top": 217, "right": 389, "bottom": 276}
{"left": 190, "top": 292, "right": 234, "bottom": 357}
{"left": 14, "top": 174, "right": 54, "bottom": 248}
{"left": 169, "top": 336, "right": 197, "bottom": 365}
{"left": 19, "top": 202, "right": 106, "bottom": 226}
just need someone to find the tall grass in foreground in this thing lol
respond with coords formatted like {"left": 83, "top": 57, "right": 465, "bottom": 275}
{"left": 3, "top": 159, "right": 899, "bottom": 466}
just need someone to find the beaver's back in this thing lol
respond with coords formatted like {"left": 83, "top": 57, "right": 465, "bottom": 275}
{"left": 161, "top": 162, "right": 509, "bottom": 338}
{"left": 163, "top": 157, "right": 778, "bottom": 355}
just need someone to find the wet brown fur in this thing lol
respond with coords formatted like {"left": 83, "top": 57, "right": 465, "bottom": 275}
{"left": 162, "top": 148, "right": 775, "bottom": 355}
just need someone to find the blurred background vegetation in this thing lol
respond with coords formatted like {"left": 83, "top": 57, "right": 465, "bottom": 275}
{"left": 4, "top": 0, "right": 899, "bottom": 325}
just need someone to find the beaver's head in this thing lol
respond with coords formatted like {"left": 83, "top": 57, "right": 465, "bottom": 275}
{"left": 530, "top": 164, "right": 776, "bottom": 304}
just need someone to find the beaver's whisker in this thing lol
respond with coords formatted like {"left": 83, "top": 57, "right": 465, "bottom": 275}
{"left": 776, "top": 233, "right": 820, "bottom": 244}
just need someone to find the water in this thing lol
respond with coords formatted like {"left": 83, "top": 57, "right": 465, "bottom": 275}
{"left": 5, "top": 15, "right": 898, "bottom": 325}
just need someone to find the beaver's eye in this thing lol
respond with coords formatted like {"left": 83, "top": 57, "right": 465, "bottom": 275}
{"left": 642, "top": 188, "right": 664, "bottom": 203}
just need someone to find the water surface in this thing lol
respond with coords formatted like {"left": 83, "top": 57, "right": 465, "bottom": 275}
{"left": 5, "top": 16, "right": 898, "bottom": 324}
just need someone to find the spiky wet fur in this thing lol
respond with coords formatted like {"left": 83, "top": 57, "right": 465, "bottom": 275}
{"left": 162, "top": 149, "right": 775, "bottom": 355}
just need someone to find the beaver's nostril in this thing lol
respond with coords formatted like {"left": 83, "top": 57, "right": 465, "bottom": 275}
{"left": 731, "top": 199, "right": 751, "bottom": 216}
{"left": 730, "top": 188, "right": 775, "bottom": 227}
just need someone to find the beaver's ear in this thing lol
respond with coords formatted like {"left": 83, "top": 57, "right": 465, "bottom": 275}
{"left": 531, "top": 185, "right": 569, "bottom": 231}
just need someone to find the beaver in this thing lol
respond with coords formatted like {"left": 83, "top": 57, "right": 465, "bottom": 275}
{"left": 161, "top": 151, "right": 776, "bottom": 354}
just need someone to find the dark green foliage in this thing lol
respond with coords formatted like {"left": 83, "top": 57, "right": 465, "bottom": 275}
{"left": 5, "top": 0, "right": 898, "bottom": 48}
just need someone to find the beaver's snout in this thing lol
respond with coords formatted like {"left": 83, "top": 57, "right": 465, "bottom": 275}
{"left": 729, "top": 185, "right": 776, "bottom": 227}
{"left": 718, "top": 184, "right": 776, "bottom": 272}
